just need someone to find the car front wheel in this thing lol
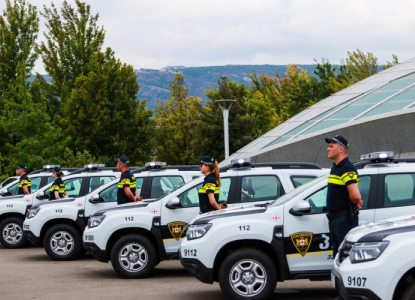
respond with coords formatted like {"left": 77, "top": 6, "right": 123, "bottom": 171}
{"left": 44, "top": 224, "right": 81, "bottom": 261}
{"left": 110, "top": 234, "right": 156, "bottom": 279}
{"left": 219, "top": 249, "right": 277, "bottom": 300}
{"left": 0, "top": 217, "right": 27, "bottom": 248}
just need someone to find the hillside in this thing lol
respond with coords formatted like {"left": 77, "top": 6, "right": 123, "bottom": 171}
{"left": 135, "top": 65, "right": 316, "bottom": 109}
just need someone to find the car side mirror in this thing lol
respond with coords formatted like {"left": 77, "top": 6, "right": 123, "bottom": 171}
{"left": 36, "top": 191, "right": 46, "bottom": 200}
{"left": 289, "top": 201, "right": 311, "bottom": 216}
{"left": 89, "top": 194, "right": 101, "bottom": 204}
{"left": 0, "top": 188, "right": 8, "bottom": 197}
{"left": 165, "top": 197, "right": 181, "bottom": 209}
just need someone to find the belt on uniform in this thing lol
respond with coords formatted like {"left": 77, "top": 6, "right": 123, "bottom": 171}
{"left": 326, "top": 211, "right": 348, "bottom": 221}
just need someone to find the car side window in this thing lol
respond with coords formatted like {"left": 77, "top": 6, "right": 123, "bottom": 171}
{"left": 88, "top": 176, "right": 116, "bottom": 193}
{"left": 1, "top": 177, "right": 17, "bottom": 188}
{"left": 7, "top": 182, "right": 19, "bottom": 195}
{"left": 30, "top": 177, "right": 42, "bottom": 193}
{"left": 47, "top": 176, "right": 55, "bottom": 184}
{"left": 384, "top": 174, "right": 415, "bottom": 207}
{"left": 306, "top": 175, "right": 371, "bottom": 213}
{"left": 44, "top": 177, "right": 84, "bottom": 198}
{"left": 150, "top": 176, "right": 184, "bottom": 198}
{"left": 291, "top": 176, "right": 316, "bottom": 188}
{"left": 98, "top": 178, "right": 144, "bottom": 202}
{"left": 178, "top": 178, "right": 232, "bottom": 208}
{"left": 240, "top": 176, "right": 283, "bottom": 203}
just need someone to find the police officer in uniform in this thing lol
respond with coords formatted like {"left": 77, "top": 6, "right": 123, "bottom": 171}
{"left": 16, "top": 164, "right": 31, "bottom": 195}
{"left": 115, "top": 155, "right": 141, "bottom": 205}
{"left": 326, "top": 135, "right": 363, "bottom": 257}
{"left": 49, "top": 166, "right": 68, "bottom": 200}
{"left": 197, "top": 156, "right": 223, "bottom": 213}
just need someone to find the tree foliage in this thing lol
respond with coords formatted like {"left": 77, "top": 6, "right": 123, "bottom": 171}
{"left": 155, "top": 71, "right": 202, "bottom": 165}
{"left": 38, "top": 0, "right": 105, "bottom": 111}
{"left": 60, "top": 48, "right": 155, "bottom": 166}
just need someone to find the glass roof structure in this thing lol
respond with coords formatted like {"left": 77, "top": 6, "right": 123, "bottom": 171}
{"left": 220, "top": 58, "right": 415, "bottom": 166}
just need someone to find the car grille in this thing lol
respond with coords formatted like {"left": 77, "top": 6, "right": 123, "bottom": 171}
{"left": 339, "top": 242, "right": 354, "bottom": 263}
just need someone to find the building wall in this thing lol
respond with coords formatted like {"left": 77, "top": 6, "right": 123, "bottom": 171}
{"left": 251, "top": 111, "right": 415, "bottom": 168}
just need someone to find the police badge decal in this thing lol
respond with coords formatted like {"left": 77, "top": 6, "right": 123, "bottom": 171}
{"left": 290, "top": 232, "right": 313, "bottom": 256}
{"left": 168, "top": 221, "right": 186, "bottom": 241}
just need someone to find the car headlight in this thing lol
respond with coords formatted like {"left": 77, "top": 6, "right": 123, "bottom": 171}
{"left": 349, "top": 241, "right": 389, "bottom": 263}
{"left": 88, "top": 215, "right": 106, "bottom": 228}
{"left": 186, "top": 223, "right": 212, "bottom": 240}
{"left": 27, "top": 207, "right": 40, "bottom": 219}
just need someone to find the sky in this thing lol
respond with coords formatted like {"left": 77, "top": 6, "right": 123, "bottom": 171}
{"left": 7, "top": 0, "right": 415, "bottom": 74}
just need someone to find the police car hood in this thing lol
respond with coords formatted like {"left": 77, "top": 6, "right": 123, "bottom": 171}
{"left": 189, "top": 205, "right": 267, "bottom": 225}
{"left": 345, "top": 215, "right": 415, "bottom": 243}
{"left": 0, "top": 195, "right": 27, "bottom": 201}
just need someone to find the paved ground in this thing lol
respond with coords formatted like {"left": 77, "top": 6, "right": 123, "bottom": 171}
{"left": 0, "top": 245, "right": 338, "bottom": 300}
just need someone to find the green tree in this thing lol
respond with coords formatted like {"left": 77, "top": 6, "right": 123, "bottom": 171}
{"left": 248, "top": 91, "right": 276, "bottom": 133}
{"left": 1, "top": 63, "right": 64, "bottom": 177}
{"left": 38, "top": 0, "right": 105, "bottom": 113}
{"left": 60, "top": 48, "right": 155, "bottom": 166}
{"left": 313, "top": 58, "right": 350, "bottom": 99}
{"left": 155, "top": 71, "right": 202, "bottom": 165}
{"left": 382, "top": 54, "right": 399, "bottom": 70}
{"left": 196, "top": 76, "right": 258, "bottom": 162}
{"left": 62, "top": 147, "right": 95, "bottom": 167}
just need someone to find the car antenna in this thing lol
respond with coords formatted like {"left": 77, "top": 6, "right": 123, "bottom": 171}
{"left": 313, "top": 146, "right": 321, "bottom": 164}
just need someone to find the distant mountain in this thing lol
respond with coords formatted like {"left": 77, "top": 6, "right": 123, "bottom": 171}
{"left": 135, "top": 65, "right": 316, "bottom": 109}
{"left": 31, "top": 65, "right": 317, "bottom": 109}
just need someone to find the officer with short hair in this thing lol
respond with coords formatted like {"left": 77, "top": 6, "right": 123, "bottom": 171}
{"left": 115, "top": 155, "right": 142, "bottom": 205}
{"left": 326, "top": 135, "right": 363, "bottom": 257}
{"left": 49, "top": 166, "right": 68, "bottom": 200}
{"left": 16, "top": 164, "right": 31, "bottom": 195}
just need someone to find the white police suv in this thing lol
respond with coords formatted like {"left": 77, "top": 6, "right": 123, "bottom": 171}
{"left": 23, "top": 163, "right": 200, "bottom": 261}
{"left": 82, "top": 159, "right": 327, "bottom": 279}
{"left": 0, "top": 165, "right": 78, "bottom": 248}
{"left": 332, "top": 214, "right": 415, "bottom": 300}
{"left": 179, "top": 152, "right": 415, "bottom": 300}
{"left": 0, "top": 176, "right": 19, "bottom": 189}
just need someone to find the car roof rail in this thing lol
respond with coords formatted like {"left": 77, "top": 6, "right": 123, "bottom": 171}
{"left": 133, "top": 165, "right": 201, "bottom": 173}
{"left": 354, "top": 158, "right": 415, "bottom": 169}
{"left": 220, "top": 162, "right": 322, "bottom": 172}
{"left": 66, "top": 167, "right": 120, "bottom": 176}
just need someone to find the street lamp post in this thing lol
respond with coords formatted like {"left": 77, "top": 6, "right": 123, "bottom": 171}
{"left": 215, "top": 99, "right": 236, "bottom": 159}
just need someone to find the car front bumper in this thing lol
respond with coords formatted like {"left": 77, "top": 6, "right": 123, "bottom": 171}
{"left": 179, "top": 251, "right": 214, "bottom": 284}
{"left": 23, "top": 230, "right": 41, "bottom": 247}
{"left": 83, "top": 241, "right": 108, "bottom": 262}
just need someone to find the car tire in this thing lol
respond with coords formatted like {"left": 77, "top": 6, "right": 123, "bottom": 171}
{"left": 44, "top": 224, "right": 81, "bottom": 261}
{"left": 219, "top": 249, "right": 277, "bottom": 300}
{"left": 402, "top": 280, "right": 415, "bottom": 300}
{"left": 0, "top": 217, "right": 27, "bottom": 248}
{"left": 110, "top": 234, "right": 156, "bottom": 279}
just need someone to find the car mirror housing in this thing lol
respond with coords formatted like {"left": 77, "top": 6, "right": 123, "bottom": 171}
{"left": 289, "top": 200, "right": 311, "bottom": 216}
{"left": 165, "top": 197, "right": 181, "bottom": 209}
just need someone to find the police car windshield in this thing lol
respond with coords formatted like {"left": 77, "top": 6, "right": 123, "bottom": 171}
{"left": 153, "top": 178, "right": 202, "bottom": 201}
{"left": 268, "top": 175, "right": 328, "bottom": 208}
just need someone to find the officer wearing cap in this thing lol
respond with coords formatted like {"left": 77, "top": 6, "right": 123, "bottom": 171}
{"left": 49, "top": 166, "right": 68, "bottom": 200}
{"left": 16, "top": 164, "right": 31, "bottom": 195}
{"left": 326, "top": 135, "right": 363, "bottom": 257}
{"left": 115, "top": 155, "right": 141, "bottom": 205}
{"left": 197, "top": 156, "right": 223, "bottom": 213}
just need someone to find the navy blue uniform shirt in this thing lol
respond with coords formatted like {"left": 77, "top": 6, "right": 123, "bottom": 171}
{"left": 117, "top": 170, "right": 136, "bottom": 205}
{"left": 198, "top": 173, "right": 220, "bottom": 213}
{"left": 18, "top": 174, "right": 31, "bottom": 194}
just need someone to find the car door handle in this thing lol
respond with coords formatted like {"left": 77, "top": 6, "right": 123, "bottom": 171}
{"left": 358, "top": 220, "right": 367, "bottom": 225}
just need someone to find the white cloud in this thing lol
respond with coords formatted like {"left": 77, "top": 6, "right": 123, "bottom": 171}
{"left": 20, "top": 0, "right": 415, "bottom": 73}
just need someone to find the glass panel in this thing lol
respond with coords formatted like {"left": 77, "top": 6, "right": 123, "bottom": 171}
{"left": 377, "top": 79, "right": 415, "bottom": 92}
{"left": 291, "top": 176, "right": 316, "bottom": 188}
{"left": 266, "top": 135, "right": 292, "bottom": 147}
{"left": 89, "top": 176, "right": 115, "bottom": 193}
{"left": 384, "top": 174, "right": 415, "bottom": 207}
{"left": 312, "top": 107, "right": 339, "bottom": 120}
{"left": 301, "top": 120, "right": 345, "bottom": 135}
{"left": 99, "top": 183, "right": 118, "bottom": 202}
{"left": 386, "top": 88, "right": 415, "bottom": 102}
{"left": 401, "top": 72, "right": 415, "bottom": 79}
{"left": 150, "top": 176, "right": 184, "bottom": 198}
{"left": 287, "top": 121, "right": 317, "bottom": 135}
{"left": 352, "top": 90, "right": 396, "bottom": 105}
{"left": 240, "top": 176, "right": 283, "bottom": 203}
{"left": 1, "top": 177, "right": 17, "bottom": 188}
{"left": 30, "top": 177, "right": 42, "bottom": 193}
{"left": 7, "top": 182, "right": 19, "bottom": 195}
{"left": 45, "top": 177, "right": 83, "bottom": 198}
{"left": 47, "top": 176, "right": 55, "bottom": 184}
{"left": 306, "top": 187, "right": 327, "bottom": 214}
{"left": 178, "top": 178, "right": 232, "bottom": 208}
{"left": 358, "top": 176, "right": 371, "bottom": 210}
{"left": 327, "top": 104, "right": 374, "bottom": 119}
{"left": 361, "top": 101, "right": 414, "bottom": 118}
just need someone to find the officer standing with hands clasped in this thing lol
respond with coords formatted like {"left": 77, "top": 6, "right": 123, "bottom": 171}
{"left": 16, "top": 164, "right": 31, "bottom": 195}
{"left": 326, "top": 135, "right": 363, "bottom": 257}
{"left": 197, "top": 156, "right": 224, "bottom": 214}
{"left": 49, "top": 166, "right": 68, "bottom": 200}
{"left": 115, "top": 155, "right": 142, "bottom": 205}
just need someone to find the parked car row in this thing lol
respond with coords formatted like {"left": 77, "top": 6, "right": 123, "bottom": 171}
{"left": 1, "top": 152, "right": 414, "bottom": 300}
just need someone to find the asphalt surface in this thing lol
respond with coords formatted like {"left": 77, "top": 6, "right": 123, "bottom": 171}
{"left": 0, "top": 244, "right": 338, "bottom": 300}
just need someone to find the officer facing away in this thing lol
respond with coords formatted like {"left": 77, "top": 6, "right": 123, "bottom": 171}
{"left": 16, "top": 164, "right": 31, "bottom": 195}
{"left": 326, "top": 135, "right": 363, "bottom": 257}
{"left": 115, "top": 155, "right": 142, "bottom": 205}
